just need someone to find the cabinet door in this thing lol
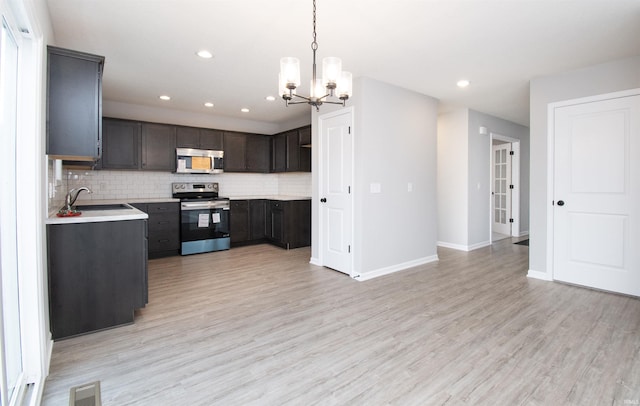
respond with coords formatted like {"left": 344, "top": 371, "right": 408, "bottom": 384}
{"left": 268, "top": 201, "right": 286, "bottom": 245}
{"left": 47, "top": 47, "right": 104, "bottom": 158}
{"left": 286, "top": 130, "right": 300, "bottom": 172}
{"left": 141, "top": 123, "right": 176, "bottom": 171}
{"left": 246, "top": 134, "right": 270, "bottom": 173}
{"left": 101, "top": 118, "right": 140, "bottom": 169}
{"left": 230, "top": 200, "right": 250, "bottom": 243}
{"left": 175, "top": 126, "right": 200, "bottom": 149}
{"left": 272, "top": 133, "right": 286, "bottom": 172}
{"left": 289, "top": 200, "right": 311, "bottom": 248}
{"left": 147, "top": 203, "right": 180, "bottom": 254}
{"left": 199, "top": 129, "right": 224, "bottom": 150}
{"left": 299, "top": 126, "right": 312, "bottom": 172}
{"left": 249, "top": 200, "right": 267, "bottom": 240}
{"left": 224, "top": 132, "right": 247, "bottom": 172}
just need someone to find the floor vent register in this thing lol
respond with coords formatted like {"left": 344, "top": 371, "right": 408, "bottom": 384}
{"left": 69, "top": 381, "right": 101, "bottom": 406}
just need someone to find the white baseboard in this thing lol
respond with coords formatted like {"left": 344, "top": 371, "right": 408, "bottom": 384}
{"left": 309, "top": 257, "right": 321, "bottom": 266}
{"left": 527, "top": 269, "right": 552, "bottom": 281}
{"left": 353, "top": 255, "right": 439, "bottom": 281}
{"left": 437, "top": 241, "right": 490, "bottom": 252}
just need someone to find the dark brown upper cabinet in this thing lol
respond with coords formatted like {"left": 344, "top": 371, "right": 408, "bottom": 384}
{"left": 46, "top": 46, "right": 104, "bottom": 160}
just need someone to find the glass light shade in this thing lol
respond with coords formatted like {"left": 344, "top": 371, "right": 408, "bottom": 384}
{"left": 310, "top": 79, "right": 326, "bottom": 98}
{"left": 337, "top": 71, "right": 353, "bottom": 98}
{"left": 322, "top": 57, "right": 342, "bottom": 86}
{"left": 279, "top": 72, "right": 290, "bottom": 97}
{"left": 280, "top": 57, "right": 300, "bottom": 88}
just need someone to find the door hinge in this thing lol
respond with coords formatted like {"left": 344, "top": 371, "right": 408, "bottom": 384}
{"left": 509, "top": 184, "right": 514, "bottom": 189}
{"left": 509, "top": 218, "right": 514, "bottom": 223}
{"left": 348, "top": 186, "right": 351, "bottom": 194}
{"left": 509, "top": 150, "right": 514, "bottom": 155}
{"left": 348, "top": 245, "right": 351, "bottom": 253}
{"left": 348, "top": 126, "right": 351, "bottom": 134}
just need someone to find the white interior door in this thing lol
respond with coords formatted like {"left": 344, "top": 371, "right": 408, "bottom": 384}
{"left": 319, "top": 110, "right": 353, "bottom": 275}
{"left": 553, "top": 94, "right": 640, "bottom": 296}
{"left": 492, "top": 143, "right": 512, "bottom": 236}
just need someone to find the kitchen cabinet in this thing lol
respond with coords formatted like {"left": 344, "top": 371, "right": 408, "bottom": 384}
{"left": 176, "top": 126, "right": 224, "bottom": 150}
{"left": 224, "top": 132, "right": 270, "bottom": 173}
{"left": 230, "top": 199, "right": 267, "bottom": 246}
{"left": 271, "top": 126, "right": 311, "bottom": 173}
{"left": 266, "top": 199, "right": 311, "bottom": 249}
{"left": 141, "top": 123, "right": 176, "bottom": 171}
{"left": 230, "top": 200, "right": 250, "bottom": 243}
{"left": 47, "top": 219, "right": 147, "bottom": 340}
{"left": 46, "top": 46, "right": 104, "bottom": 160}
{"left": 130, "top": 202, "right": 180, "bottom": 258}
{"left": 100, "top": 118, "right": 141, "bottom": 169}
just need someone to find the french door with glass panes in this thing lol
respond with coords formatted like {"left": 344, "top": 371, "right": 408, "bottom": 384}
{"left": 492, "top": 143, "right": 512, "bottom": 235}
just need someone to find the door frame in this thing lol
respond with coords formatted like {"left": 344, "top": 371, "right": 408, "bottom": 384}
{"left": 317, "top": 107, "right": 355, "bottom": 277}
{"left": 489, "top": 133, "right": 520, "bottom": 243}
{"left": 546, "top": 88, "right": 640, "bottom": 281}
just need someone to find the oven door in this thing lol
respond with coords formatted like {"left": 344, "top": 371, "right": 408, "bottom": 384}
{"left": 180, "top": 202, "right": 230, "bottom": 254}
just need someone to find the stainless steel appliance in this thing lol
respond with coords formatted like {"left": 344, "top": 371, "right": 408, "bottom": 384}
{"left": 172, "top": 182, "right": 230, "bottom": 255}
{"left": 176, "top": 148, "right": 224, "bottom": 174}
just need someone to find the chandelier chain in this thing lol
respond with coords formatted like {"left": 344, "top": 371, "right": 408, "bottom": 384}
{"left": 311, "top": 0, "right": 318, "bottom": 50}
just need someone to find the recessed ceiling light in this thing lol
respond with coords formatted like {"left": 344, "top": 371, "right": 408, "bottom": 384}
{"left": 159, "top": 95, "right": 171, "bottom": 101}
{"left": 457, "top": 79, "right": 470, "bottom": 88}
{"left": 265, "top": 96, "right": 276, "bottom": 101}
{"left": 204, "top": 102, "right": 214, "bottom": 108}
{"left": 196, "top": 50, "right": 213, "bottom": 59}
{"left": 241, "top": 108, "right": 250, "bottom": 113}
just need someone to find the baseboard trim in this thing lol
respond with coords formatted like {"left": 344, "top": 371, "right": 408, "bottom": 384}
{"left": 353, "top": 255, "right": 439, "bottom": 281}
{"left": 309, "top": 257, "right": 321, "bottom": 266}
{"left": 527, "top": 269, "right": 552, "bottom": 281}
{"left": 437, "top": 241, "right": 490, "bottom": 252}
{"left": 517, "top": 231, "right": 530, "bottom": 238}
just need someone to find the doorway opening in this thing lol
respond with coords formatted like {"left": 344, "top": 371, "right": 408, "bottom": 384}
{"left": 490, "top": 133, "right": 520, "bottom": 244}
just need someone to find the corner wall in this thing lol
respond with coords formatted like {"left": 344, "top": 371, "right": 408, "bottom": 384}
{"left": 529, "top": 55, "right": 640, "bottom": 278}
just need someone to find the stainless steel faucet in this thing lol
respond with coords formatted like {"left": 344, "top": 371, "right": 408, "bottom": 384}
{"left": 64, "top": 187, "right": 92, "bottom": 211}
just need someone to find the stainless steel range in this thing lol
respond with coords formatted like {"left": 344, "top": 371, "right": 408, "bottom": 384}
{"left": 172, "top": 182, "right": 230, "bottom": 255}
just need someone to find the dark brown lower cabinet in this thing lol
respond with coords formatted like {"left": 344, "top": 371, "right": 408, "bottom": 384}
{"left": 230, "top": 199, "right": 309, "bottom": 249}
{"left": 130, "top": 202, "right": 180, "bottom": 258}
{"left": 266, "top": 199, "right": 311, "bottom": 249}
{"left": 47, "top": 219, "right": 147, "bottom": 340}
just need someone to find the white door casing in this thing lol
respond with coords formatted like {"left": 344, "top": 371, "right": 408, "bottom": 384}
{"left": 318, "top": 109, "right": 353, "bottom": 275}
{"left": 492, "top": 143, "right": 512, "bottom": 236}
{"left": 552, "top": 93, "right": 640, "bottom": 296}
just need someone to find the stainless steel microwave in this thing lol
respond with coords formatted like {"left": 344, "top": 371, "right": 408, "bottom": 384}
{"left": 176, "top": 148, "right": 224, "bottom": 174}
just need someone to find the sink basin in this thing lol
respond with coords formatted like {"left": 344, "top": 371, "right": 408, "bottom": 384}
{"left": 75, "top": 204, "right": 133, "bottom": 211}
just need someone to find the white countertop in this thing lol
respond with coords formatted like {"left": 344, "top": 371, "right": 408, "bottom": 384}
{"left": 46, "top": 203, "right": 148, "bottom": 225}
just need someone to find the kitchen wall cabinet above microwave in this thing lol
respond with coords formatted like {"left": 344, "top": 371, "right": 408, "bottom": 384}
{"left": 46, "top": 46, "right": 104, "bottom": 161}
{"left": 100, "top": 118, "right": 176, "bottom": 171}
{"left": 176, "top": 126, "right": 224, "bottom": 150}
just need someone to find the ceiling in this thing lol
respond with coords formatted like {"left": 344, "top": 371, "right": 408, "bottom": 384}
{"left": 45, "top": 0, "right": 640, "bottom": 127}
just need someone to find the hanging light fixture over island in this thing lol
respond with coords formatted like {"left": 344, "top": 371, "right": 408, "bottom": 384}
{"left": 279, "top": 0, "right": 352, "bottom": 111}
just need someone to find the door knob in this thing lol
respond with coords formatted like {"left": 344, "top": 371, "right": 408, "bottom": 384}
{"left": 557, "top": 200, "right": 565, "bottom": 206}
{"left": 320, "top": 198, "right": 327, "bottom": 203}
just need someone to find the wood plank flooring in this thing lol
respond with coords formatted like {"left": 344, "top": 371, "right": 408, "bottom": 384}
{"left": 42, "top": 240, "right": 640, "bottom": 405}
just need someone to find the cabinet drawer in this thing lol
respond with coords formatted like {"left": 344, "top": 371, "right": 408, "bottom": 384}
{"left": 147, "top": 214, "right": 179, "bottom": 233}
{"left": 147, "top": 202, "right": 179, "bottom": 214}
{"left": 149, "top": 231, "right": 179, "bottom": 252}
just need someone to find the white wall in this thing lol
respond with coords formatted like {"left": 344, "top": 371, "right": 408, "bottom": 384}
{"left": 529, "top": 55, "right": 640, "bottom": 278}
{"left": 310, "top": 77, "right": 439, "bottom": 278}
{"left": 437, "top": 109, "right": 469, "bottom": 247}
{"left": 437, "top": 108, "right": 529, "bottom": 250}
{"left": 104, "top": 100, "right": 310, "bottom": 135}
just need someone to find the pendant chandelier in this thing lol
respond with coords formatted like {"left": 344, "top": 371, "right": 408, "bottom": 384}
{"left": 279, "top": 0, "right": 352, "bottom": 111}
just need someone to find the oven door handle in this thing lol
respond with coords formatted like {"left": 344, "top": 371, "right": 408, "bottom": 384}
{"left": 181, "top": 202, "right": 230, "bottom": 210}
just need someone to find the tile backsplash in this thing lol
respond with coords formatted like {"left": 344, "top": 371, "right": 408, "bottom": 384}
{"left": 48, "top": 160, "right": 311, "bottom": 212}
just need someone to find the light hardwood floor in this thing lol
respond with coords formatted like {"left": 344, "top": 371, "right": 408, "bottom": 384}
{"left": 42, "top": 240, "right": 640, "bottom": 405}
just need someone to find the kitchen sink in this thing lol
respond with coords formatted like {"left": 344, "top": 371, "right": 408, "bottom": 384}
{"left": 75, "top": 204, "right": 133, "bottom": 211}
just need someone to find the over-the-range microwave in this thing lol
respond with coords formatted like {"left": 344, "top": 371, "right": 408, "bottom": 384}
{"left": 176, "top": 148, "right": 224, "bottom": 174}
